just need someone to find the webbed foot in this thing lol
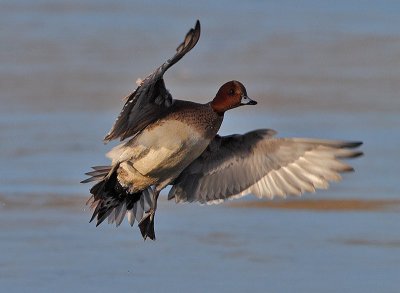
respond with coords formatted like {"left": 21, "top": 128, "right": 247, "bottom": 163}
{"left": 138, "top": 212, "right": 155, "bottom": 241}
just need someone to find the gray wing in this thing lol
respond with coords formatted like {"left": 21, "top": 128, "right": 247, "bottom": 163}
{"left": 168, "top": 129, "right": 363, "bottom": 204}
{"left": 104, "top": 20, "right": 201, "bottom": 142}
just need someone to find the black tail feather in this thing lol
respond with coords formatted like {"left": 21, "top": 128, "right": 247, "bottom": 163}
{"left": 81, "top": 166, "right": 111, "bottom": 184}
{"left": 85, "top": 167, "right": 144, "bottom": 227}
{"left": 91, "top": 165, "right": 112, "bottom": 171}
{"left": 83, "top": 165, "right": 157, "bottom": 237}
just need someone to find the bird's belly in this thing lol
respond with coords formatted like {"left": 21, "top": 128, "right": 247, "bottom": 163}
{"left": 113, "top": 120, "right": 209, "bottom": 191}
{"left": 133, "top": 120, "right": 209, "bottom": 177}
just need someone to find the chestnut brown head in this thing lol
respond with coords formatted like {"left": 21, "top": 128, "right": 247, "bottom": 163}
{"left": 210, "top": 80, "right": 257, "bottom": 114}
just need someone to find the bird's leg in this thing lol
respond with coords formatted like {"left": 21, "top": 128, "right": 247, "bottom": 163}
{"left": 138, "top": 188, "right": 160, "bottom": 241}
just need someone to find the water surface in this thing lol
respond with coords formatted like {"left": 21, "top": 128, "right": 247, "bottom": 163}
{"left": 1, "top": 1, "right": 399, "bottom": 292}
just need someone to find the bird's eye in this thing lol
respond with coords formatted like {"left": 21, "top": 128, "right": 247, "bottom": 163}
{"left": 228, "top": 89, "right": 235, "bottom": 95}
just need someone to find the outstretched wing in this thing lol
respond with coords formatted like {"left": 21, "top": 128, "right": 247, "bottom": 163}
{"left": 169, "top": 129, "right": 363, "bottom": 204}
{"left": 104, "top": 20, "right": 201, "bottom": 142}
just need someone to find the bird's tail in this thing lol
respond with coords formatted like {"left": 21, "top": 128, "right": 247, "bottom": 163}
{"left": 81, "top": 166, "right": 154, "bottom": 227}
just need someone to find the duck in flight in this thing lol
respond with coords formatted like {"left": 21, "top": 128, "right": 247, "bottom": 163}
{"left": 82, "top": 20, "right": 362, "bottom": 240}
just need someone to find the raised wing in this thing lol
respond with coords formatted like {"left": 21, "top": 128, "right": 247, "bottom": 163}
{"left": 168, "top": 129, "right": 363, "bottom": 204}
{"left": 104, "top": 20, "right": 201, "bottom": 142}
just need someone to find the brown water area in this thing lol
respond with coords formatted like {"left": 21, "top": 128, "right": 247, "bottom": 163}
{"left": 228, "top": 198, "right": 400, "bottom": 212}
{"left": 2, "top": 194, "right": 399, "bottom": 213}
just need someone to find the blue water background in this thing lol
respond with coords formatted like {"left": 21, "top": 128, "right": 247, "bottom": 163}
{"left": 0, "top": 1, "right": 399, "bottom": 292}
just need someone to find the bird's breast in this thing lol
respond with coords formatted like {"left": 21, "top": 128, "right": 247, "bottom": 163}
{"left": 109, "top": 119, "right": 211, "bottom": 191}
{"left": 134, "top": 119, "right": 209, "bottom": 176}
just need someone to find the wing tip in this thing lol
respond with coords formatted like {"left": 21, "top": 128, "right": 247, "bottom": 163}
{"left": 103, "top": 135, "right": 111, "bottom": 143}
{"left": 176, "top": 20, "right": 201, "bottom": 54}
{"left": 337, "top": 141, "right": 363, "bottom": 159}
{"left": 349, "top": 151, "right": 364, "bottom": 158}
{"left": 342, "top": 141, "right": 363, "bottom": 148}
{"left": 195, "top": 19, "right": 200, "bottom": 31}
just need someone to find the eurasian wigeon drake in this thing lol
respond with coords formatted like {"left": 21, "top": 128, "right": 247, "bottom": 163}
{"left": 82, "top": 20, "right": 363, "bottom": 240}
